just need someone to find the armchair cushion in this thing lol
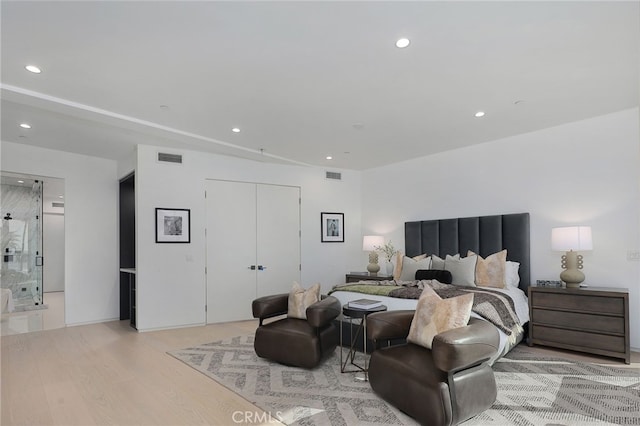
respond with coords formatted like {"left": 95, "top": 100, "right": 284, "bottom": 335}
{"left": 288, "top": 281, "right": 320, "bottom": 319}
{"left": 252, "top": 293, "right": 288, "bottom": 320}
{"left": 432, "top": 318, "right": 500, "bottom": 373}
{"left": 367, "top": 310, "right": 415, "bottom": 342}
{"left": 306, "top": 295, "right": 341, "bottom": 328}
{"left": 407, "top": 286, "right": 474, "bottom": 349}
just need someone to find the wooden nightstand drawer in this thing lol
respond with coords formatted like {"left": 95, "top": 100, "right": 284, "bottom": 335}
{"left": 531, "top": 309, "right": 625, "bottom": 335}
{"left": 532, "top": 325, "right": 626, "bottom": 353}
{"left": 531, "top": 292, "right": 624, "bottom": 315}
{"left": 528, "top": 286, "right": 630, "bottom": 364}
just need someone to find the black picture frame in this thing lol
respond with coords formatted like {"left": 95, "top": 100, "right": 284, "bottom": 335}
{"left": 155, "top": 208, "right": 191, "bottom": 243}
{"left": 321, "top": 212, "right": 344, "bottom": 242}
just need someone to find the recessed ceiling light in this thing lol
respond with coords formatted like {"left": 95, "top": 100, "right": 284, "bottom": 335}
{"left": 475, "top": 111, "right": 485, "bottom": 118}
{"left": 326, "top": 156, "right": 333, "bottom": 160}
{"left": 395, "top": 38, "right": 410, "bottom": 48}
{"left": 19, "top": 123, "right": 31, "bottom": 129}
{"left": 232, "top": 127, "right": 241, "bottom": 133}
{"left": 17, "top": 180, "right": 24, "bottom": 184}
{"left": 58, "top": 195, "right": 64, "bottom": 199}
{"left": 25, "top": 65, "right": 41, "bottom": 74}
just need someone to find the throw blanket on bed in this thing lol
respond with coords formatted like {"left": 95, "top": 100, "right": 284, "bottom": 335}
{"left": 389, "top": 280, "right": 523, "bottom": 343}
{"left": 329, "top": 281, "right": 402, "bottom": 297}
{"left": 330, "top": 279, "right": 523, "bottom": 344}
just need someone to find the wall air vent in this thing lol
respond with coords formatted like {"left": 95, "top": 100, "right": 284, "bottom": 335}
{"left": 157, "top": 152, "right": 183, "bottom": 164}
{"left": 325, "top": 171, "right": 342, "bottom": 181}
{"left": 52, "top": 202, "right": 65, "bottom": 208}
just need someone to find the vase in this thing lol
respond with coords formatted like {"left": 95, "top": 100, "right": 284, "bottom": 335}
{"left": 385, "top": 261, "right": 394, "bottom": 277}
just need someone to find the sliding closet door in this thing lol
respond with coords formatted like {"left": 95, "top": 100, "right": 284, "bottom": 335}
{"left": 205, "top": 180, "right": 301, "bottom": 323}
{"left": 256, "top": 184, "right": 301, "bottom": 298}
{"left": 205, "top": 180, "right": 257, "bottom": 323}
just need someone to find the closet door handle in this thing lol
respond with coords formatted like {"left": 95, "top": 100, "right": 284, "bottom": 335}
{"left": 257, "top": 265, "right": 267, "bottom": 271}
{"left": 248, "top": 265, "right": 256, "bottom": 270}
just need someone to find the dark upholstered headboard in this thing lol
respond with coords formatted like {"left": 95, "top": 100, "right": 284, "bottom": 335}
{"left": 405, "top": 213, "right": 530, "bottom": 291}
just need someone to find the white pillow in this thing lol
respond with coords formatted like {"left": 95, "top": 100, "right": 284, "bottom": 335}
{"left": 398, "top": 255, "right": 432, "bottom": 281}
{"left": 505, "top": 261, "right": 521, "bottom": 288}
{"left": 444, "top": 254, "right": 477, "bottom": 287}
{"left": 431, "top": 253, "right": 459, "bottom": 270}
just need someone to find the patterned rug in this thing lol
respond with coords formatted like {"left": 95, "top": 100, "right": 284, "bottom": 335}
{"left": 168, "top": 336, "right": 640, "bottom": 426}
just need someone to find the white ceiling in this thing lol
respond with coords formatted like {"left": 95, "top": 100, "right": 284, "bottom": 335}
{"left": 1, "top": 1, "right": 638, "bottom": 171}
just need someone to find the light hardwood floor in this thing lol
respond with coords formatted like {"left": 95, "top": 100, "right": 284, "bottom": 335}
{"left": 2, "top": 319, "right": 639, "bottom": 426}
{"left": 1, "top": 319, "right": 280, "bottom": 426}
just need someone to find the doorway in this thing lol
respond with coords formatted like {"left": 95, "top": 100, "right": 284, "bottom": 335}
{"left": 1, "top": 172, "right": 65, "bottom": 334}
{"left": 205, "top": 180, "right": 301, "bottom": 323}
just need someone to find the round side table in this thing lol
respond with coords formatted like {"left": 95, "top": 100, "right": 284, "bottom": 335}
{"left": 340, "top": 303, "right": 387, "bottom": 381}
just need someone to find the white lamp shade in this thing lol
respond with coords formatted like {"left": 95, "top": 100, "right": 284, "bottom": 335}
{"left": 363, "top": 235, "right": 384, "bottom": 251}
{"left": 551, "top": 226, "right": 593, "bottom": 251}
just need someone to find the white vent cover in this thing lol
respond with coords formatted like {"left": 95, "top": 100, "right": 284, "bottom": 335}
{"left": 157, "top": 152, "right": 183, "bottom": 164}
{"left": 325, "top": 171, "right": 342, "bottom": 181}
{"left": 52, "top": 202, "right": 65, "bottom": 208}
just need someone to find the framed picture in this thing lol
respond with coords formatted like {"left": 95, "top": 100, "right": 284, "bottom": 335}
{"left": 155, "top": 208, "right": 191, "bottom": 243}
{"left": 321, "top": 212, "right": 344, "bottom": 242}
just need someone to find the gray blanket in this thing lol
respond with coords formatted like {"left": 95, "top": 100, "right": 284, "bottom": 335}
{"left": 389, "top": 280, "right": 523, "bottom": 343}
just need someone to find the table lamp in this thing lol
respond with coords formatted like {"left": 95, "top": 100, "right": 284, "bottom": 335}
{"left": 551, "top": 226, "right": 593, "bottom": 288}
{"left": 363, "top": 235, "right": 384, "bottom": 275}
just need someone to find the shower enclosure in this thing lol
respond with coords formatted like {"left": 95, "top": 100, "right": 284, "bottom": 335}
{"left": 1, "top": 175, "right": 44, "bottom": 310}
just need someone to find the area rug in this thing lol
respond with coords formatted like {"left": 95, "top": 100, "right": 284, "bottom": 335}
{"left": 168, "top": 336, "right": 640, "bottom": 426}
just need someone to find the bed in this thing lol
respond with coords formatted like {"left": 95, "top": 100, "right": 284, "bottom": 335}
{"left": 330, "top": 212, "right": 531, "bottom": 362}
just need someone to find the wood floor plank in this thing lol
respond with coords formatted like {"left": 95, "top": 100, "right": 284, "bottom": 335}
{"left": 1, "top": 319, "right": 276, "bottom": 426}
{"left": 3, "top": 318, "right": 636, "bottom": 426}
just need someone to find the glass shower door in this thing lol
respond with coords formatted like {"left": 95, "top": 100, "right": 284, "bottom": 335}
{"left": 1, "top": 176, "right": 44, "bottom": 310}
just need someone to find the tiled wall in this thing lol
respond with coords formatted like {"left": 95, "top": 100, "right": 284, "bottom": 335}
{"left": 1, "top": 181, "right": 43, "bottom": 307}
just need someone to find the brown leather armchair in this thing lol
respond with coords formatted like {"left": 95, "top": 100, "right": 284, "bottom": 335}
{"left": 252, "top": 294, "right": 341, "bottom": 369}
{"left": 366, "top": 310, "right": 500, "bottom": 426}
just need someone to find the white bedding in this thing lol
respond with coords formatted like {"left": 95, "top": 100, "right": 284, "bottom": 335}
{"left": 331, "top": 284, "right": 529, "bottom": 363}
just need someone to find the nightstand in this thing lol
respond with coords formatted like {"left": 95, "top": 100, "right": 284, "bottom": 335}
{"left": 345, "top": 273, "right": 393, "bottom": 283}
{"left": 528, "top": 285, "right": 630, "bottom": 364}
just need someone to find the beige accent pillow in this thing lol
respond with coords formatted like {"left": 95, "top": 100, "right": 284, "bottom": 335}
{"left": 288, "top": 281, "right": 320, "bottom": 319}
{"left": 393, "top": 252, "right": 429, "bottom": 281}
{"left": 444, "top": 254, "right": 477, "bottom": 287}
{"left": 407, "top": 286, "right": 474, "bottom": 349}
{"left": 468, "top": 250, "right": 507, "bottom": 288}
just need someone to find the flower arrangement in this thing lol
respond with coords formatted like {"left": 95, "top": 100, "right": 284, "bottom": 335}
{"left": 375, "top": 241, "right": 397, "bottom": 262}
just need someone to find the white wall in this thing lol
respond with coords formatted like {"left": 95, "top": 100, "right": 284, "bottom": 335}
{"left": 43, "top": 213, "right": 65, "bottom": 292}
{"left": 135, "top": 145, "right": 362, "bottom": 331}
{"left": 361, "top": 108, "right": 640, "bottom": 349}
{"left": 1, "top": 142, "right": 119, "bottom": 325}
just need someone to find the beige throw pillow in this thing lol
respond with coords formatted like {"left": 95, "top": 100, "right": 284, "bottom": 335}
{"left": 468, "top": 250, "right": 507, "bottom": 288}
{"left": 288, "top": 281, "right": 320, "bottom": 319}
{"left": 407, "top": 286, "right": 474, "bottom": 349}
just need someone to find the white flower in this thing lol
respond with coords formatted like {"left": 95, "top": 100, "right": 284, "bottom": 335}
{"left": 374, "top": 241, "right": 397, "bottom": 262}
